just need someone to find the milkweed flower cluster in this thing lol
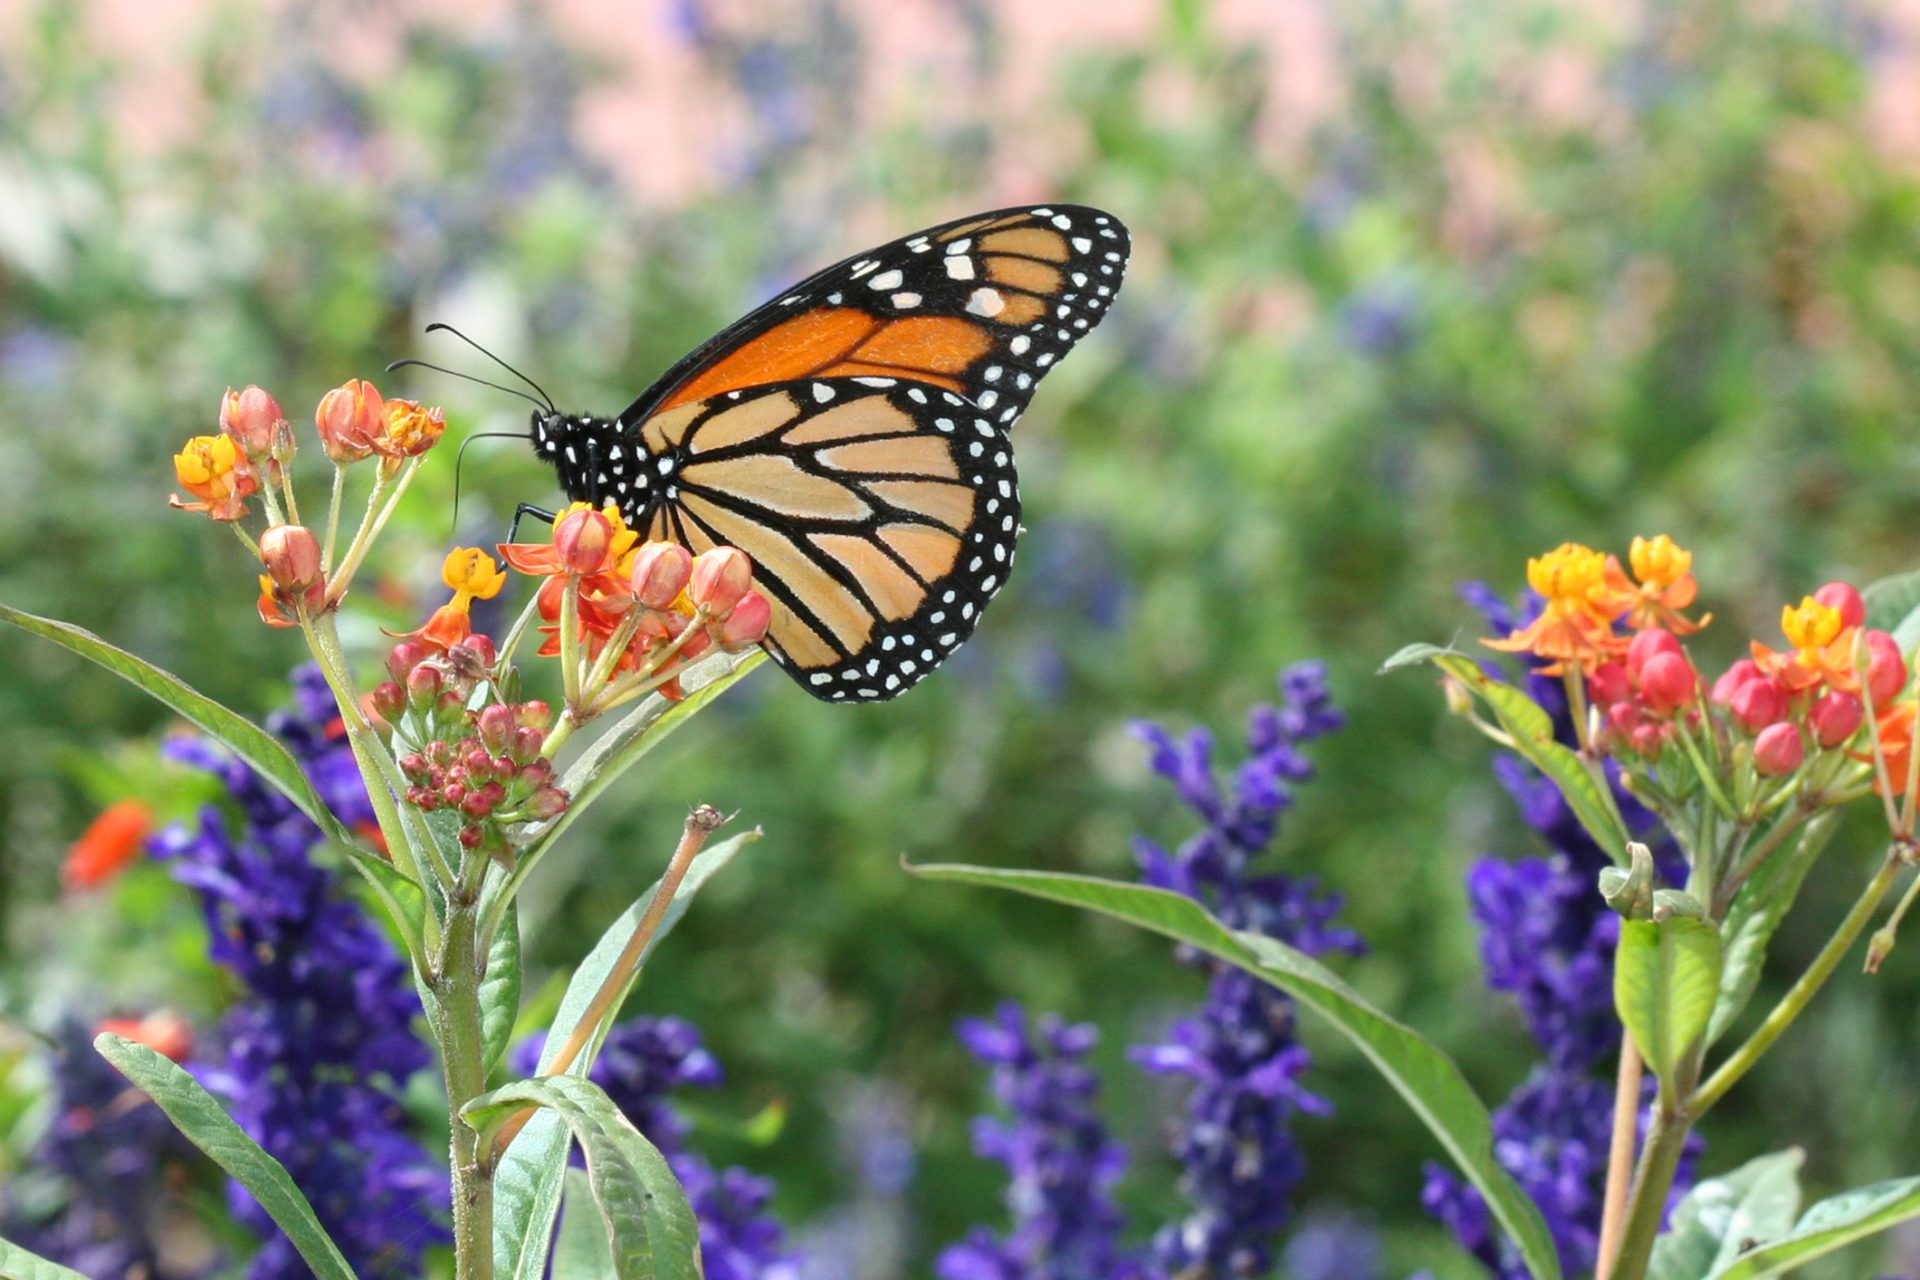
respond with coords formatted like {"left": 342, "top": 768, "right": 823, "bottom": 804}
{"left": 946, "top": 664, "right": 1362, "bottom": 1279}
{"left": 150, "top": 670, "right": 447, "bottom": 1280}
{"left": 496, "top": 502, "right": 772, "bottom": 725}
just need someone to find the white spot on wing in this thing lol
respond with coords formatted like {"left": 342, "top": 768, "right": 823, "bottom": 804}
{"left": 813, "top": 384, "right": 836, "bottom": 403}
{"left": 868, "top": 268, "right": 904, "bottom": 290}
{"left": 966, "top": 288, "right": 1005, "bottom": 317}
{"left": 944, "top": 255, "right": 976, "bottom": 281}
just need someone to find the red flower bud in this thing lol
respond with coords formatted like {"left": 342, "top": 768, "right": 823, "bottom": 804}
{"left": 315, "top": 379, "right": 385, "bottom": 464}
{"left": 260, "top": 524, "right": 323, "bottom": 594}
{"left": 1638, "top": 651, "right": 1698, "bottom": 716}
{"left": 518, "top": 700, "right": 552, "bottom": 730}
{"left": 1753, "top": 722, "right": 1806, "bottom": 777}
{"left": 220, "top": 384, "right": 286, "bottom": 457}
{"left": 461, "top": 634, "right": 498, "bottom": 669}
{"left": 372, "top": 681, "right": 407, "bottom": 720}
{"left": 630, "top": 541, "right": 694, "bottom": 609}
{"left": 513, "top": 727, "right": 547, "bottom": 763}
{"left": 689, "top": 547, "right": 754, "bottom": 617}
{"left": 1588, "top": 662, "right": 1631, "bottom": 707}
{"left": 1626, "top": 628, "right": 1681, "bottom": 680}
{"left": 1729, "top": 678, "right": 1787, "bottom": 732}
{"left": 1607, "top": 700, "right": 1642, "bottom": 738}
{"left": 406, "top": 663, "right": 443, "bottom": 707}
{"left": 526, "top": 786, "right": 570, "bottom": 820}
{"left": 554, "top": 507, "right": 613, "bottom": 575}
{"left": 1809, "top": 690, "right": 1864, "bottom": 749}
{"left": 1813, "top": 582, "right": 1866, "bottom": 631}
{"left": 1865, "top": 629, "right": 1906, "bottom": 709}
{"left": 1630, "top": 722, "right": 1668, "bottom": 760}
{"left": 387, "top": 641, "right": 429, "bottom": 683}
{"left": 96, "top": 1011, "right": 193, "bottom": 1063}
{"left": 477, "top": 704, "right": 518, "bottom": 754}
{"left": 715, "top": 589, "right": 771, "bottom": 650}
{"left": 459, "top": 824, "right": 485, "bottom": 849}
{"left": 1711, "top": 659, "right": 1763, "bottom": 706}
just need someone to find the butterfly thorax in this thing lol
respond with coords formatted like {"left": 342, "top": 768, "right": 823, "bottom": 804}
{"left": 532, "top": 409, "right": 667, "bottom": 528}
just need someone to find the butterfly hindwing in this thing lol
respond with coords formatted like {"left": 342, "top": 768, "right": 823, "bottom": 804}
{"left": 628, "top": 376, "right": 1021, "bottom": 702}
{"left": 620, "top": 205, "right": 1129, "bottom": 435}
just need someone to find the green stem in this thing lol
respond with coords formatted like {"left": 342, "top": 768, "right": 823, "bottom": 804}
{"left": 1609, "top": 1089, "right": 1695, "bottom": 1280}
{"left": 434, "top": 896, "right": 495, "bottom": 1280}
{"left": 1713, "top": 807, "right": 1809, "bottom": 917}
{"left": 1690, "top": 849, "right": 1905, "bottom": 1115}
{"left": 321, "top": 464, "right": 347, "bottom": 573}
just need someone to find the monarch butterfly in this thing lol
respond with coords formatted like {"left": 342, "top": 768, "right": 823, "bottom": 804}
{"left": 436, "top": 205, "right": 1129, "bottom": 702}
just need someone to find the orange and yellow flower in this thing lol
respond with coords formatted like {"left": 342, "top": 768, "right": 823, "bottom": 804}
{"left": 169, "top": 433, "right": 257, "bottom": 522}
{"left": 388, "top": 546, "right": 508, "bottom": 653}
{"left": 1622, "top": 534, "right": 1709, "bottom": 635}
{"left": 373, "top": 398, "right": 447, "bottom": 460}
{"left": 1751, "top": 595, "right": 1856, "bottom": 694}
{"left": 1482, "top": 542, "right": 1635, "bottom": 675}
{"left": 63, "top": 799, "right": 151, "bottom": 890}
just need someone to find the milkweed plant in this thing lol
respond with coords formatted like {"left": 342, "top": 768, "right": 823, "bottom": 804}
{"left": 7, "top": 382, "right": 1920, "bottom": 1280}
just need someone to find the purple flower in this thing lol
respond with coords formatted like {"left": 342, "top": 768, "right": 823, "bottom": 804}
{"left": 151, "top": 666, "right": 446, "bottom": 1279}
{"left": 1, "top": 1022, "right": 197, "bottom": 1279}
{"left": 936, "top": 1003, "right": 1141, "bottom": 1280}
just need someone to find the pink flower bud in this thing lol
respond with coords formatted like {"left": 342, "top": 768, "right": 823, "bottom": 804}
{"left": 406, "top": 663, "right": 443, "bottom": 707}
{"left": 1753, "top": 722, "right": 1806, "bottom": 777}
{"left": 1639, "top": 652, "right": 1698, "bottom": 716}
{"left": 315, "top": 379, "right": 385, "bottom": 464}
{"left": 513, "top": 727, "right": 546, "bottom": 764}
{"left": 1809, "top": 691, "right": 1864, "bottom": 749}
{"left": 220, "top": 385, "right": 286, "bottom": 457}
{"left": 1607, "top": 700, "right": 1643, "bottom": 739}
{"left": 461, "top": 634, "right": 498, "bottom": 669}
{"left": 526, "top": 786, "right": 570, "bottom": 820}
{"left": 1814, "top": 582, "right": 1866, "bottom": 630}
{"left": 1729, "top": 678, "right": 1787, "bottom": 732}
{"left": 1588, "top": 662, "right": 1631, "bottom": 707}
{"left": 630, "top": 541, "right": 694, "bottom": 609}
{"left": 1865, "top": 629, "right": 1906, "bottom": 708}
{"left": 1711, "top": 659, "right": 1763, "bottom": 706}
{"left": 689, "top": 547, "right": 754, "bottom": 617}
{"left": 1626, "top": 628, "right": 1681, "bottom": 680}
{"left": 715, "top": 589, "right": 771, "bottom": 650}
{"left": 458, "top": 825, "right": 485, "bottom": 849}
{"left": 517, "top": 700, "right": 552, "bottom": 731}
{"left": 554, "top": 508, "right": 612, "bottom": 575}
{"left": 260, "top": 524, "right": 323, "bottom": 594}
{"left": 1630, "top": 722, "right": 1669, "bottom": 760}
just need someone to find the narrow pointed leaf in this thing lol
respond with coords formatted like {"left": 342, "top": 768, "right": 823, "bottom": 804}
{"left": 481, "top": 904, "right": 524, "bottom": 1078}
{"left": 1704, "top": 1174, "right": 1920, "bottom": 1280}
{"left": 93, "top": 1033, "right": 356, "bottom": 1280}
{"left": 0, "top": 603, "right": 426, "bottom": 938}
{"left": 0, "top": 604, "right": 348, "bottom": 844}
{"left": 491, "top": 829, "right": 755, "bottom": 1280}
{"left": 0, "top": 1234, "right": 93, "bottom": 1280}
{"left": 465, "top": 1076, "right": 699, "bottom": 1280}
{"left": 552, "top": 1168, "right": 618, "bottom": 1280}
{"left": 911, "top": 864, "right": 1563, "bottom": 1280}
{"left": 1649, "top": 1150, "right": 1804, "bottom": 1280}
{"left": 1616, "top": 917, "right": 1723, "bottom": 1084}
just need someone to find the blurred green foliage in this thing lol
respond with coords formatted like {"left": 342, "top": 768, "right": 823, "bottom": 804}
{"left": 4, "top": 0, "right": 1920, "bottom": 1275}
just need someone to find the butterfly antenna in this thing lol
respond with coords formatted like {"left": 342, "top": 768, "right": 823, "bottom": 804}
{"left": 447, "top": 431, "right": 535, "bottom": 536}
{"left": 424, "top": 322, "right": 558, "bottom": 413}
{"left": 384, "top": 358, "right": 551, "bottom": 412}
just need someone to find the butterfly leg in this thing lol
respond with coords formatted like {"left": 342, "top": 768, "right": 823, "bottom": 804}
{"left": 507, "top": 504, "right": 556, "bottom": 544}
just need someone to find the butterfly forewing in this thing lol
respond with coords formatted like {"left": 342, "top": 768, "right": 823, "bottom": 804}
{"left": 627, "top": 377, "right": 1020, "bottom": 702}
{"left": 620, "top": 205, "right": 1129, "bottom": 434}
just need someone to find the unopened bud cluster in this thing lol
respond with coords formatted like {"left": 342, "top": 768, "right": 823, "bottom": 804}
{"left": 374, "top": 637, "right": 570, "bottom": 851}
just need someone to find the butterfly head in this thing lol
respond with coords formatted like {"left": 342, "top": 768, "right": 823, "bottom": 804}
{"left": 531, "top": 408, "right": 645, "bottom": 519}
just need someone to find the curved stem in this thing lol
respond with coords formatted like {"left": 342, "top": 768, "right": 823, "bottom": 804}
{"left": 1691, "top": 849, "right": 1904, "bottom": 1116}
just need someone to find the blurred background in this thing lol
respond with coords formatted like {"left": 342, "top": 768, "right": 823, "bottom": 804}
{"left": 4, "top": 0, "right": 1920, "bottom": 1275}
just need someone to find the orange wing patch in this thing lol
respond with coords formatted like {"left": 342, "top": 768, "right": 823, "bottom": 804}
{"left": 660, "top": 310, "right": 993, "bottom": 410}
{"left": 782, "top": 397, "right": 918, "bottom": 446}
{"left": 878, "top": 523, "right": 962, "bottom": 582}
{"left": 679, "top": 454, "right": 874, "bottom": 521}
{"left": 816, "top": 436, "right": 960, "bottom": 480}
{"left": 810, "top": 533, "right": 924, "bottom": 621}
{"left": 689, "top": 391, "right": 803, "bottom": 452}
{"left": 980, "top": 227, "right": 1071, "bottom": 262}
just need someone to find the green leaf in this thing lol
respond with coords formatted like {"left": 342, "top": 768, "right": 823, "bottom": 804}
{"left": 0, "top": 603, "right": 349, "bottom": 845}
{"left": 910, "top": 865, "right": 1563, "bottom": 1280}
{"left": 1710, "top": 817, "right": 1836, "bottom": 1045}
{"left": 93, "top": 1033, "right": 356, "bottom": 1280}
{"left": 552, "top": 1169, "right": 617, "bottom": 1280}
{"left": 0, "top": 1233, "right": 94, "bottom": 1280}
{"left": 1414, "top": 651, "right": 1632, "bottom": 862}
{"left": 1617, "top": 917, "right": 1723, "bottom": 1083}
{"left": 491, "top": 829, "right": 755, "bottom": 1280}
{"left": 465, "top": 1076, "right": 700, "bottom": 1280}
{"left": 1649, "top": 1150, "right": 1804, "bottom": 1280}
{"left": 0, "top": 602, "right": 426, "bottom": 941}
{"left": 482, "top": 904, "right": 524, "bottom": 1078}
{"left": 1862, "top": 567, "right": 1920, "bottom": 634}
{"left": 1378, "top": 641, "right": 1458, "bottom": 672}
{"left": 1704, "top": 1174, "right": 1920, "bottom": 1280}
